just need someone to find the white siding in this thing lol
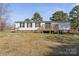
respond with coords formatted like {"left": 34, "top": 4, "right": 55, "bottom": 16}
{"left": 25, "top": 23, "right": 27, "bottom": 28}
{"left": 59, "top": 22, "right": 71, "bottom": 30}
{"left": 15, "top": 23, "right": 20, "bottom": 29}
{"left": 15, "top": 22, "right": 45, "bottom": 30}
{"left": 15, "top": 22, "right": 71, "bottom": 31}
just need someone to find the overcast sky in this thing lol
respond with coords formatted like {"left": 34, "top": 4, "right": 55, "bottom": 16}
{"left": 8, "top": 3, "right": 79, "bottom": 23}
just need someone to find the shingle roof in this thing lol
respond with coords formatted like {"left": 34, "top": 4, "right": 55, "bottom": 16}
{"left": 15, "top": 20, "right": 69, "bottom": 23}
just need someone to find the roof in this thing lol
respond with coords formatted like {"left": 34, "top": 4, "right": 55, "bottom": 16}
{"left": 15, "top": 20, "right": 70, "bottom": 23}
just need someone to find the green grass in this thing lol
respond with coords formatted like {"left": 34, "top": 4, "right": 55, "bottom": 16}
{"left": 0, "top": 32, "right": 79, "bottom": 55}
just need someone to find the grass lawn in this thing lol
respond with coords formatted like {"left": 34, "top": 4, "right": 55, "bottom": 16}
{"left": 0, "top": 32, "right": 79, "bottom": 56}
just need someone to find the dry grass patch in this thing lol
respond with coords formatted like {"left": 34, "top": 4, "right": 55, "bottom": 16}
{"left": 0, "top": 32, "right": 61, "bottom": 56}
{"left": 0, "top": 32, "right": 78, "bottom": 56}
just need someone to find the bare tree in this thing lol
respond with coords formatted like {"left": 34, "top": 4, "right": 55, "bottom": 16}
{"left": 0, "top": 3, "right": 9, "bottom": 31}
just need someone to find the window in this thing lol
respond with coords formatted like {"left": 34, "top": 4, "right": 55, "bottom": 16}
{"left": 20, "top": 22, "right": 25, "bottom": 28}
{"left": 35, "top": 22, "right": 40, "bottom": 27}
{"left": 27, "top": 22, "right": 32, "bottom": 28}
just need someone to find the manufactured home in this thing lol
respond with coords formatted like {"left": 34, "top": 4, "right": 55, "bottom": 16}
{"left": 15, "top": 20, "right": 71, "bottom": 33}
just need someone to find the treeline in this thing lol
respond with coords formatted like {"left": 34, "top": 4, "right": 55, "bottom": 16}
{"left": 25, "top": 5, "right": 79, "bottom": 31}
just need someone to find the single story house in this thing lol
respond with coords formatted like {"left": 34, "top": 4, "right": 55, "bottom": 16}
{"left": 15, "top": 21, "right": 71, "bottom": 32}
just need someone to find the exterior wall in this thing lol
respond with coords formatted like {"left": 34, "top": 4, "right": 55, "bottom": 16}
{"left": 15, "top": 22, "right": 45, "bottom": 30}
{"left": 51, "top": 22, "right": 71, "bottom": 30}
{"left": 15, "top": 23, "right": 20, "bottom": 29}
{"left": 59, "top": 22, "right": 71, "bottom": 30}
{"left": 51, "top": 22, "right": 59, "bottom": 31}
{"left": 15, "top": 22, "right": 71, "bottom": 31}
{"left": 40, "top": 23, "right": 45, "bottom": 30}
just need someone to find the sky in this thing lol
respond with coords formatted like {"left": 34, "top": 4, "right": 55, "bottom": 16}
{"left": 8, "top": 3, "right": 79, "bottom": 23}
